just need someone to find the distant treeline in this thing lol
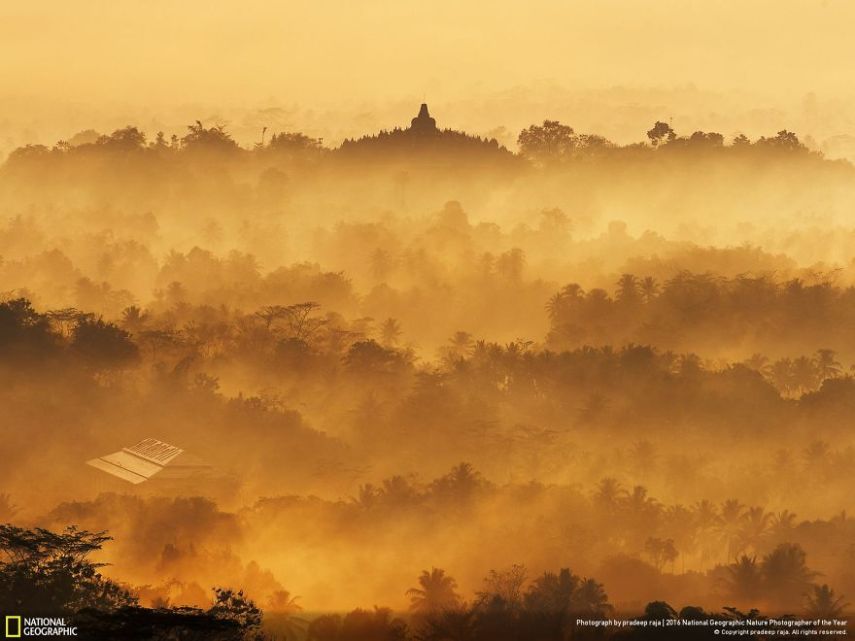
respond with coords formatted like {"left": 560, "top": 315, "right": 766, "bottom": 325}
{"left": 4, "top": 472, "right": 852, "bottom": 640}
{"left": 7, "top": 265, "right": 855, "bottom": 399}
{"left": 1, "top": 117, "right": 827, "bottom": 169}
{"left": 546, "top": 271, "right": 855, "bottom": 386}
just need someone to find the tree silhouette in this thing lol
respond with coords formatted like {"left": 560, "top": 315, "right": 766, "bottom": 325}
{"left": 594, "top": 477, "right": 626, "bottom": 511}
{"left": 0, "top": 298, "right": 58, "bottom": 361}
{"left": 0, "top": 524, "right": 136, "bottom": 615}
{"left": 761, "top": 543, "right": 818, "bottom": 611}
{"left": 616, "top": 273, "right": 641, "bottom": 305}
{"left": 97, "top": 127, "right": 146, "bottom": 151}
{"left": 524, "top": 568, "right": 579, "bottom": 614}
{"left": 406, "top": 568, "right": 462, "bottom": 614}
{"left": 70, "top": 318, "right": 139, "bottom": 368}
{"left": 647, "top": 121, "right": 676, "bottom": 146}
{"left": 181, "top": 121, "right": 239, "bottom": 153}
{"left": 736, "top": 507, "right": 771, "bottom": 556}
{"left": 571, "top": 578, "right": 613, "bottom": 617}
{"left": 308, "top": 607, "right": 407, "bottom": 641}
{"left": 47, "top": 307, "right": 91, "bottom": 337}
{"left": 644, "top": 537, "right": 678, "bottom": 572}
{"left": 120, "top": 305, "right": 149, "bottom": 332}
{"left": 643, "top": 600, "right": 678, "bottom": 619}
{"left": 431, "top": 463, "right": 488, "bottom": 504}
{"left": 639, "top": 276, "right": 660, "bottom": 304}
{"left": 209, "top": 588, "right": 262, "bottom": 635}
{"left": 805, "top": 584, "right": 848, "bottom": 618}
{"left": 725, "top": 556, "right": 763, "bottom": 603}
{"left": 814, "top": 349, "right": 842, "bottom": 380}
{"left": 517, "top": 120, "right": 576, "bottom": 163}
{"left": 380, "top": 318, "right": 402, "bottom": 347}
{"left": 476, "top": 564, "right": 527, "bottom": 610}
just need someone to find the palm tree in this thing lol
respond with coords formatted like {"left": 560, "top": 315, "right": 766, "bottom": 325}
{"left": 120, "top": 305, "right": 148, "bottom": 332}
{"left": 761, "top": 543, "right": 818, "bottom": 611}
{"left": 264, "top": 590, "right": 307, "bottom": 641}
{"left": 545, "top": 293, "right": 565, "bottom": 323}
{"left": 447, "top": 331, "right": 475, "bottom": 359}
{"left": 769, "top": 511, "right": 798, "bottom": 540}
{"left": 615, "top": 274, "right": 640, "bottom": 304}
{"left": 524, "top": 568, "right": 579, "bottom": 613}
{"left": 560, "top": 283, "right": 585, "bottom": 300}
{"left": 717, "top": 499, "right": 746, "bottom": 561}
{"left": 432, "top": 463, "right": 485, "bottom": 501}
{"left": 407, "top": 568, "right": 462, "bottom": 613}
{"left": 737, "top": 507, "right": 771, "bottom": 556}
{"left": 639, "top": 276, "right": 660, "bottom": 304}
{"left": 692, "top": 499, "right": 720, "bottom": 530}
{"left": 594, "top": 478, "right": 625, "bottom": 510}
{"left": 726, "top": 556, "right": 763, "bottom": 602}
{"left": 814, "top": 349, "right": 842, "bottom": 381}
{"left": 623, "top": 485, "right": 661, "bottom": 525}
{"left": 266, "top": 590, "right": 302, "bottom": 614}
{"left": 805, "top": 585, "right": 848, "bottom": 618}
{"left": 546, "top": 284, "right": 585, "bottom": 322}
{"left": 791, "top": 355, "right": 819, "bottom": 395}
{"left": 380, "top": 318, "right": 402, "bottom": 347}
{"left": 692, "top": 499, "right": 721, "bottom": 564}
{"left": 571, "top": 578, "right": 613, "bottom": 616}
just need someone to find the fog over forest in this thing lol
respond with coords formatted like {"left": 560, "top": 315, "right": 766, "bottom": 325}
{"left": 1, "top": 99, "right": 854, "bottom": 640}
{"left": 4, "top": 4, "right": 855, "bottom": 634}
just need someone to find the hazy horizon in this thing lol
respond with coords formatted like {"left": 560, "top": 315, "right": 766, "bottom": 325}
{"left": 3, "top": 1, "right": 855, "bottom": 159}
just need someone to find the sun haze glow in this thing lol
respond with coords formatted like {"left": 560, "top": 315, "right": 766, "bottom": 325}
{"left": 2, "top": 0, "right": 855, "bottom": 149}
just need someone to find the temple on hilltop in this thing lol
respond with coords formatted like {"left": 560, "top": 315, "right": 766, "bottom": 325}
{"left": 410, "top": 103, "right": 438, "bottom": 134}
{"left": 336, "top": 102, "right": 515, "bottom": 166}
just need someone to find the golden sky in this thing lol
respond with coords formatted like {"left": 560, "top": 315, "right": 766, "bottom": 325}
{"left": 2, "top": 0, "right": 855, "bottom": 154}
{"left": 2, "top": 0, "right": 854, "bottom": 104}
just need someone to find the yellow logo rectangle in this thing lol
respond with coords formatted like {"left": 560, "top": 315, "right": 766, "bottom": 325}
{"left": 5, "top": 616, "right": 22, "bottom": 638}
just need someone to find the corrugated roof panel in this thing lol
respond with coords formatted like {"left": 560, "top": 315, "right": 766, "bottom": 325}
{"left": 86, "top": 457, "right": 149, "bottom": 484}
{"left": 86, "top": 438, "right": 213, "bottom": 484}
{"left": 124, "top": 438, "right": 184, "bottom": 465}
{"left": 101, "top": 450, "right": 164, "bottom": 478}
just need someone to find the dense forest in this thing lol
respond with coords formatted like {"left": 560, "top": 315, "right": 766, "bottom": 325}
{"left": 2, "top": 111, "right": 854, "bottom": 638}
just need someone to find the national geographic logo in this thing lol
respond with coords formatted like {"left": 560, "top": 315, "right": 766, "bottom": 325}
{"left": 4, "top": 617, "right": 78, "bottom": 637}
{"left": 4, "top": 617, "right": 21, "bottom": 638}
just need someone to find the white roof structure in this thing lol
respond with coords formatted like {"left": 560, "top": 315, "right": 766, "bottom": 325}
{"left": 86, "top": 438, "right": 212, "bottom": 484}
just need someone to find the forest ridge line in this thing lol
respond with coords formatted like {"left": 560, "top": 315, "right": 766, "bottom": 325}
{"left": 1, "top": 102, "right": 826, "bottom": 166}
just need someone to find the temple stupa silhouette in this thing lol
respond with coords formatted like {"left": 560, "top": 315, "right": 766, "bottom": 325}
{"left": 410, "top": 103, "right": 438, "bottom": 134}
{"left": 337, "top": 102, "right": 513, "bottom": 164}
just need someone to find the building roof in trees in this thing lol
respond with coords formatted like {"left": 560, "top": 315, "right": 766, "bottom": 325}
{"left": 86, "top": 438, "right": 212, "bottom": 484}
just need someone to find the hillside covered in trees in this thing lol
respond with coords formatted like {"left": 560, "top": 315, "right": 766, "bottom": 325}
{"left": 2, "top": 108, "right": 855, "bottom": 638}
